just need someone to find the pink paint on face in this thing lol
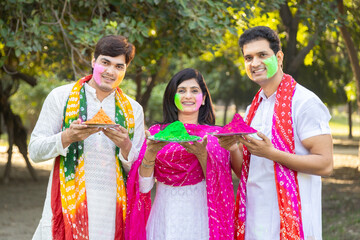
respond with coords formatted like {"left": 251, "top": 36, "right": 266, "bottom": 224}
{"left": 194, "top": 93, "right": 203, "bottom": 111}
{"left": 111, "top": 71, "right": 125, "bottom": 88}
{"left": 93, "top": 63, "right": 105, "bottom": 85}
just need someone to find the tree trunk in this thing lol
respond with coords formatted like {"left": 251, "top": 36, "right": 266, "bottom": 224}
{"left": 4, "top": 120, "right": 14, "bottom": 184}
{"left": 135, "top": 66, "right": 143, "bottom": 101}
{"left": 1, "top": 60, "right": 38, "bottom": 182}
{"left": 139, "top": 73, "right": 157, "bottom": 114}
{"left": 279, "top": 1, "right": 320, "bottom": 78}
{"left": 2, "top": 64, "right": 37, "bottom": 87}
{"left": 337, "top": 0, "right": 360, "bottom": 110}
{"left": 279, "top": 3, "right": 298, "bottom": 73}
{"left": 235, "top": 104, "right": 239, "bottom": 114}
{"left": 223, "top": 101, "right": 229, "bottom": 126}
{"left": 337, "top": 0, "right": 360, "bottom": 167}
{"left": 135, "top": 56, "right": 168, "bottom": 118}
{"left": 1, "top": 101, "right": 37, "bottom": 182}
{"left": 348, "top": 101, "right": 353, "bottom": 139}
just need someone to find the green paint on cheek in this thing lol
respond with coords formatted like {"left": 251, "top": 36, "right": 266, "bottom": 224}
{"left": 263, "top": 55, "right": 278, "bottom": 79}
{"left": 174, "top": 93, "right": 183, "bottom": 111}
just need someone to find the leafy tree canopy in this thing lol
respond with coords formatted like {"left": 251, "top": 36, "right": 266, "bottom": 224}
{"left": 193, "top": 0, "right": 354, "bottom": 115}
{"left": 0, "top": 0, "right": 250, "bottom": 127}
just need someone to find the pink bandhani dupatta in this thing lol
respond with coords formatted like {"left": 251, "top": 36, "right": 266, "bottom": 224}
{"left": 125, "top": 124, "right": 234, "bottom": 240}
{"left": 235, "top": 74, "right": 304, "bottom": 240}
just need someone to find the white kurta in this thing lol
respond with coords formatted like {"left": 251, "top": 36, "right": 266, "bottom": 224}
{"left": 244, "top": 84, "right": 331, "bottom": 240}
{"left": 29, "top": 82, "right": 145, "bottom": 240}
{"left": 139, "top": 175, "right": 209, "bottom": 240}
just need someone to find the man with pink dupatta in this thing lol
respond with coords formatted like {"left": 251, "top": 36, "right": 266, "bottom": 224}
{"left": 219, "top": 26, "right": 333, "bottom": 240}
{"left": 126, "top": 68, "right": 235, "bottom": 240}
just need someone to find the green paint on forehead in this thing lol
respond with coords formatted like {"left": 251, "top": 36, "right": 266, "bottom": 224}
{"left": 263, "top": 55, "right": 278, "bottom": 79}
{"left": 174, "top": 93, "right": 183, "bottom": 111}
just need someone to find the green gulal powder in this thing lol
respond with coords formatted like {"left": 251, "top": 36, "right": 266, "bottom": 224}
{"left": 154, "top": 121, "right": 199, "bottom": 141}
{"left": 263, "top": 54, "right": 278, "bottom": 79}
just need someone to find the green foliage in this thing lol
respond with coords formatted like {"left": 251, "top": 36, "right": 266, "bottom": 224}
{"left": 0, "top": 0, "right": 248, "bottom": 77}
{"left": 196, "top": 55, "right": 258, "bottom": 109}
{"left": 146, "top": 83, "right": 167, "bottom": 126}
{"left": 345, "top": 81, "right": 357, "bottom": 102}
{"left": 0, "top": 0, "right": 250, "bottom": 128}
{"left": 1, "top": 0, "right": 359, "bottom": 130}
{"left": 296, "top": 29, "right": 352, "bottom": 105}
{"left": 200, "top": 0, "right": 357, "bottom": 109}
{"left": 9, "top": 76, "right": 69, "bottom": 131}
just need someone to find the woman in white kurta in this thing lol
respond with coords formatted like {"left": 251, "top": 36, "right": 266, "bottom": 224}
{"left": 125, "top": 68, "right": 235, "bottom": 240}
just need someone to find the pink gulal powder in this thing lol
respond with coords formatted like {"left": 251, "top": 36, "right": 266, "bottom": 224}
{"left": 195, "top": 93, "right": 203, "bottom": 110}
{"left": 218, "top": 113, "right": 257, "bottom": 134}
{"left": 93, "top": 63, "right": 105, "bottom": 85}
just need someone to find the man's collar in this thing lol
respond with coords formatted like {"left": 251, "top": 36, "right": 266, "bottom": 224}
{"left": 84, "top": 82, "right": 116, "bottom": 100}
{"left": 259, "top": 89, "right": 277, "bottom": 101}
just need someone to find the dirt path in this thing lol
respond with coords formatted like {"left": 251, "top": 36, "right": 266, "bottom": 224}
{"left": 0, "top": 145, "right": 359, "bottom": 240}
{"left": 322, "top": 146, "right": 360, "bottom": 240}
{"left": 0, "top": 147, "right": 52, "bottom": 239}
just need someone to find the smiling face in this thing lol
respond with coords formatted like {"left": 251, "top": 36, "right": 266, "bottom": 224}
{"left": 90, "top": 54, "right": 127, "bottom": 93}
{"left": 243, "top": 39, "right": 283, "bottom": 87}
{"left": 175, "top": 78, "right": 205, "bottom": 118}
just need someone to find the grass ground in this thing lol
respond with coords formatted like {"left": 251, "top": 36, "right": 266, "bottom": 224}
{"left": 329, "top": 111, "right": 360, "bottom": 139}
{"left": 323, "top": 112, "right": 360, "bottom": 240}
{"left": 322, "top": 145, "right": 360, "bottom": 240}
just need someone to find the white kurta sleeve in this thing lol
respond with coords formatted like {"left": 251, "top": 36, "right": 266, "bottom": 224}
{"left": 29, "top": 85, "right": 71, "bottom": 162}
{"left": 118, "top": 100, "right": 145, "bottom": 173}
{"left": 138, "top": 170, "right": 155, "bottom": 193}
{"left": 294, "top": 94, "right": 332, "bottom": 141}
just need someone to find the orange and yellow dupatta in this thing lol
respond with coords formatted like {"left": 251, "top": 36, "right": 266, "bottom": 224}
{"left": 51, "top": 75, "right": 134, "bottom": 240}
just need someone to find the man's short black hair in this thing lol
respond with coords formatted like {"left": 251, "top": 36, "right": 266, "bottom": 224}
{"left": 94, "top": 35, "right": 135, "bottom": 65}
{"left": 239, "top": 26, "right": 281, "bottom": 55}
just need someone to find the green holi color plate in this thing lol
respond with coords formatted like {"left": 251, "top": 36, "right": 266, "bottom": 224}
{"left": 147, "top": 135, "right": 201, "bottom": 143}
{"left": 148, "top": 121, "right": 202, "bottom": 142}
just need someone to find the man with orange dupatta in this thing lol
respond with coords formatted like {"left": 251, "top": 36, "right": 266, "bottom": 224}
{"left": 29, "top": 35, "right": 145, "bottom": 240}
{"left": 219, "top": 26, "right": 333, "bottom": 240}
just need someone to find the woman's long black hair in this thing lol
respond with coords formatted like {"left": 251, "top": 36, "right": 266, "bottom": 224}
{"left": 161, "top": 68, "right": 215, "bottom": 125}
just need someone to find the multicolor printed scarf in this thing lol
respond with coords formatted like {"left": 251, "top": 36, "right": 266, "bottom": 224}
{"left": 51, "top": 75, "right": 135, "bottom": 240}
{"left": 235, "top": 74, "right": 304, "bottom": 240}
{"left": 125, "top": 124, "right": 235, "bottom": 240}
